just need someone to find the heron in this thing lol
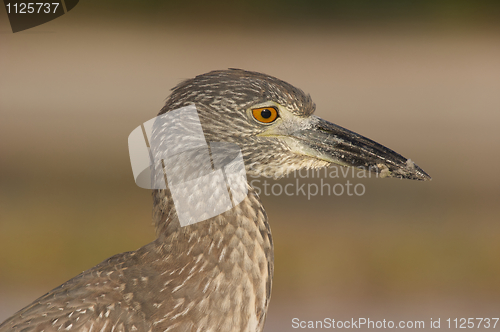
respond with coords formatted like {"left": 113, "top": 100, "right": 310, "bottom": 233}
{"left": 0, "top": 69, "right": 430, "bottom": 332}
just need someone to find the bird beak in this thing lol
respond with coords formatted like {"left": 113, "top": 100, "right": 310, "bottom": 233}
{"left": 284, "top": 115, "right": 431, "bottom": 181}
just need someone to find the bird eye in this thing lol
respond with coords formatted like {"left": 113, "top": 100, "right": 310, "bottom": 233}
{"left": 252, "top": 107, "right": 279, "bottom": 124}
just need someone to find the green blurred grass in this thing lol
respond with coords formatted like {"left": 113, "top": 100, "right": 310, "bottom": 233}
{"left": 0, "top": 175, "right": 154, "bottom": 286}
{"left": 81, "top": 0, "right": 500, "bottom": 24}
{"left": 1, "top": 172, "right": 499, "bottom": 300}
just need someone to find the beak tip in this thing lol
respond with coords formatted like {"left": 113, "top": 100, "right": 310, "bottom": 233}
{"left": 395, "top": 158, "right": 431, "bottom": 181}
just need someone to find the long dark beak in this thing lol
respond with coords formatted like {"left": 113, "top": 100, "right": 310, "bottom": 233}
{"left": 288, "top": 116, "right": 431, "bottom": 181}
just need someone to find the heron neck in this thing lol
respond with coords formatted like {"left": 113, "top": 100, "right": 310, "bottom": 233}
{"left": 147, "top": 187, "right": 274, "bottom": 332}
{"left": 151, "top": 187, "right": 274, "bottom": 255}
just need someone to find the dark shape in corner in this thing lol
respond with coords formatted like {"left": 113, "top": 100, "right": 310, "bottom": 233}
{"left": 3, "top": 0, "right": 79, "bottom": 33}
{"left": 65, "top": 0, "right": 78, "bottom": 12}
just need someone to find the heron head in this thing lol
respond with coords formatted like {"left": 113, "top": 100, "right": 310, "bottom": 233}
{"left": 159, "top": 69, "right": 430, "bottom": 181}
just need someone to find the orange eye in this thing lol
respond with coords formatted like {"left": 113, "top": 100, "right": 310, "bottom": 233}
{"left": 252, "top": 107, "right": 279, "bottom": 123}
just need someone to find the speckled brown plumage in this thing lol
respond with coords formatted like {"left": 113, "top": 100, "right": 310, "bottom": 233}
{"left": 0, "top": 69, "right": 430, "bottom": 332}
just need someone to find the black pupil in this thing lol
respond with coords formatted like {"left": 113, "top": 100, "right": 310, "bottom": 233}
{"left": 261, "top": 109, "right": 272, "bottom": 119}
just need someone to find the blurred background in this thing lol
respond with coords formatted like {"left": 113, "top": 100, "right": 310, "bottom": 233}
{"left": 1, "top": 1, "right": 500, "bottom": 330}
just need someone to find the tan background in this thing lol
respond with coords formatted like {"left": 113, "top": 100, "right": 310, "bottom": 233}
{"left": 1, "top": 1, "right": 500, "bottom": 330}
